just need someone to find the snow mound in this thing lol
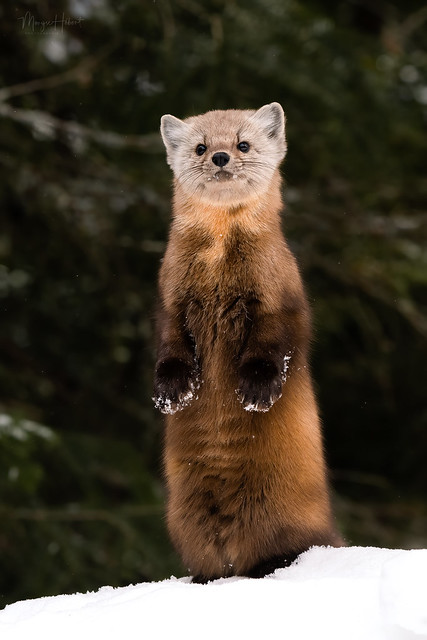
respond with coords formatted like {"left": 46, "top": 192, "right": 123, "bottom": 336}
{"left": 380, "top": 549, "right": 427, "bottom": 636}
{"left": 1, "top": 546, "right": 426, "bottom": 640}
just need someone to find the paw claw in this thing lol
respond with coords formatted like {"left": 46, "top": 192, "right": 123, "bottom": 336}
{"left": 236, "top": 358, "right": 282, "bottom": 413}
{"left": 153, "top": 387, "right": 196, "bottom": 415}
{"left": 153, "top": 358, "right": 199, "bottom": 414}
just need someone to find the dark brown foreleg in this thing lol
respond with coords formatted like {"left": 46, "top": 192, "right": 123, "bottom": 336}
{"left": 236, "top": 298, "right": 310, "bottom": 412}
{"left": 153, "top": 302, "right": 199, "bottom": 414}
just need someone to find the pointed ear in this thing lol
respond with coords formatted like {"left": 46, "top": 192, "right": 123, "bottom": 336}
{"left": 160, "top": 114, "right": 188, "bottom": 151}
{"left": 251, "top": 102, "right": 285, "bottom": 139}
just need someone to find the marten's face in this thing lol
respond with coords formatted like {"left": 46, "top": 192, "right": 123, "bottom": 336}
{"left": 160, "top": 103, "right": 286, "bottom": 206}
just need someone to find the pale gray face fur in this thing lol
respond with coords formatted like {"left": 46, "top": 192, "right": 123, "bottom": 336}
{"left": 160, "top": 103, "right": 287, "bottom": 206}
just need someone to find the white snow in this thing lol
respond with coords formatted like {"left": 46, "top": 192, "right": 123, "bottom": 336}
{"left": 153, "top": 387, "right": 196, "bottom": 415}
{"left": 1, "top": 546, "right": 426, "bottom": 640}
{"left": 153, "top": 373, "right": 200, "bottom": 414}
{"left": 281, "top": 351, "right": 292, "bottom": 382}
{"left": 242, "top": 399, "right": 277, "bottom": 412}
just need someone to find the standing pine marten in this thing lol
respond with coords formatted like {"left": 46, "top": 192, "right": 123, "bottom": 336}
{"left": 154, "top": 102, "right": 342, "bottom": 582}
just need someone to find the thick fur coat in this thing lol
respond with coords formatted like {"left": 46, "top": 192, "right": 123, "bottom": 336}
{"left": 154, "top": 103, "right": 341, "bottom": 582}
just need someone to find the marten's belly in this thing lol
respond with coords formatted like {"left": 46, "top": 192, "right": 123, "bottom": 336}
{"left": 165, "top": 410, "right": 285, "bottom": 576}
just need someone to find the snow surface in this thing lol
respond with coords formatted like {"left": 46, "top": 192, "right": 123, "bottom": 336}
{"left": 1, "top": 546, "right": 426, "bottom": 640}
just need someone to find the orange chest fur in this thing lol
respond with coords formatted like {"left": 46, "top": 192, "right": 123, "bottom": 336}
{"left": 160, "top": 224, "right": 289, "bottom": 311}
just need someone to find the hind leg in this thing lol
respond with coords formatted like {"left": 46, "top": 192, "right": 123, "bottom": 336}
{"left": 246, "top": 552, "right": 300, "bottom": 578}
{"left": 191, "top": 574, "right": 211, "bottom": 584}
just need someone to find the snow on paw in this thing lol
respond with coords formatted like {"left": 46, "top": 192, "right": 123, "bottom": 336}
{"left": 153, "top": 358, "right": 199, "bottom": 414}
{"left": 236, "top": 358, "right": 282, "bottom": 413}
{"left": 153, "top": 387, "right": 195, "bottom": 415}
{"left": 281, "top": 351, "right": 293, "bottom": 383}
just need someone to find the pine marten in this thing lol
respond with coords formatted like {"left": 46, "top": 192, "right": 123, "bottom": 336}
{"left": 154, "top": 102, "right": 342, "bottom": 582}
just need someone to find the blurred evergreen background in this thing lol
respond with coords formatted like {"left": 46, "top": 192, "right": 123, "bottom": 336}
{"left": 0, "top": 0, "right": 426, "bottom": 607}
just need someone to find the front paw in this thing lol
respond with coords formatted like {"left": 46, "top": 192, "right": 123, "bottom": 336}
{"left": 236, "top": 359, "right": 282, "bottom": 412}
{"left": 153, "top": 358, "right": 199, "bottom": 414}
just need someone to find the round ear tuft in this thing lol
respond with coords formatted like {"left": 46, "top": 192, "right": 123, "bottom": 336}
{"left": 251, "top": 102, "right": 285, "bottom": 139}
{"left": 160, "top": 114, "right": 188, "bottom": 150}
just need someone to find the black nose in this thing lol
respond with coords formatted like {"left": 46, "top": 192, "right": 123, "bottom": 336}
{"left": 212, "top": 152, "right": 230, "bottom": 167}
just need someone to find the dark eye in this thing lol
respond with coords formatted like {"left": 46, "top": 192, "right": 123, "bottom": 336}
{"left": 237, "top": 141, "right": 250, "bottom": 153}
{"left": 196, "top": 144, "right": 207, "bottom": 156}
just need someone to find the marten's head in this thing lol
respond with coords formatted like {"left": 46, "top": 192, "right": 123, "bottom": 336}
{"left": 160, "top": 103, "right": 286, "bottom": 206}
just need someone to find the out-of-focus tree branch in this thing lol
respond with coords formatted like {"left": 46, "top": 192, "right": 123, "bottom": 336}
{"left": 0, "top": 101, "right": 162, "bottom": 152}
{"left": 0, "top": 46, "right": 115, "bottom": 101}
{"left": 0, "top": 44, "right": 162, "bottom": 152}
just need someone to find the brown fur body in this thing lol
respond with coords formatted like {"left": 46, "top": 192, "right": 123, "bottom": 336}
{"left": 154, "top": 104, "right": 341, "bottom": 581}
